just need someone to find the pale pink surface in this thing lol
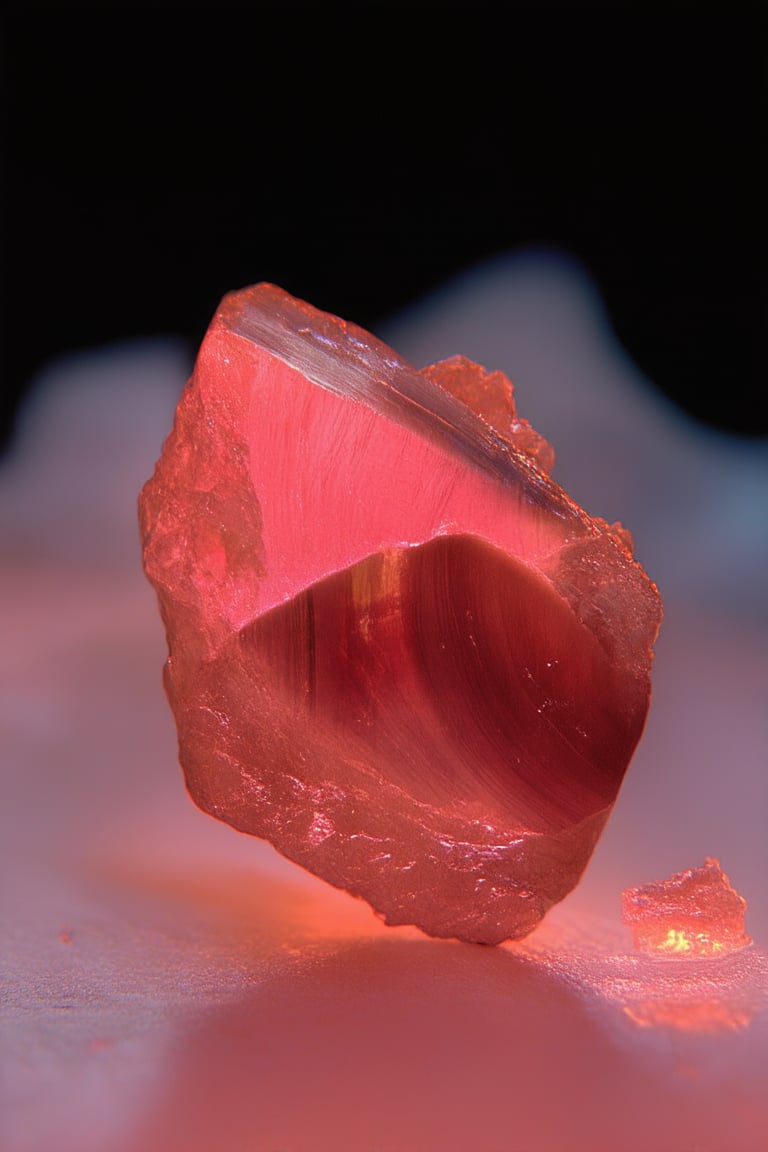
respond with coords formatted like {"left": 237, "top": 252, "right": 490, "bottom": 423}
{"left": 2, "top": 257, "right": 767, "bottom": 1151}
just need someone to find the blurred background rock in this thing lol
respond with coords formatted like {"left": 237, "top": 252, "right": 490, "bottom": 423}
{"left": 2, "top": 0, "right": 765, "bottom": 451}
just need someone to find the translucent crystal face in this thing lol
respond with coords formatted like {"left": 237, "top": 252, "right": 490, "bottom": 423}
{"left": 140, "top": 283, "right": 662, "bottom": 944}
{"left": 243, "top": 535, "right": 643, "bottom": 834}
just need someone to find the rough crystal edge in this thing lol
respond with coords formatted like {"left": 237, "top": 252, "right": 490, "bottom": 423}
{"left": 176, "top": 683, "right": 611, "bottom": 945}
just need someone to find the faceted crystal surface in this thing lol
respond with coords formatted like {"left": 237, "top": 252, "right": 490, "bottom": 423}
{"left": 622, "top": 858, "right": 751, "bottom": 957}
{"left": 139, "top": 284, "right": 662, "bottom": 944}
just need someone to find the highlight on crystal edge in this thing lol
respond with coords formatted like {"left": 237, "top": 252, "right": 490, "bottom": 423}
{"left": 139, "top": 283, "right": 662, "bottom": 944}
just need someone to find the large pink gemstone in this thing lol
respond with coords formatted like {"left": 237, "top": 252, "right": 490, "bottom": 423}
{"left": 139, "top": 284, "right": 662, "bottom": 944}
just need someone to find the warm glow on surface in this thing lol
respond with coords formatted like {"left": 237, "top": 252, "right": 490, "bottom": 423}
{"left": 516, "top": 901, "right": 764, "bottom": 1037}
{"left": 623, "top": 999, "right": 753, "bottom": 1033}
{"left": 661, "top": 928, "right": 692, "bottom": 953}
{"left": 649, "top": 927, "right": 729, "bottom": 957}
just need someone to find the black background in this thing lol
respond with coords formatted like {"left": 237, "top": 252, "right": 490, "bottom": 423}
{"left": 2, "top": 1, "right": 765, "bottom": 453}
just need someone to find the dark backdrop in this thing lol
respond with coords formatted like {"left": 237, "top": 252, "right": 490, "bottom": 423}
{"left": 2, "top": 1, "right": 765, "bottom": 453}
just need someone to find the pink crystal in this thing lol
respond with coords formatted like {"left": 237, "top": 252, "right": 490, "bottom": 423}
{"left": 139, "top": 284, "right": 662, "bottom": 944}
{"left": 622, "top": 858, "right": 751, "bottom": 957}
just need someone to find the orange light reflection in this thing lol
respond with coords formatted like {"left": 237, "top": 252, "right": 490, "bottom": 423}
{"left": 623, "top": 998, "right": 753, "bottom": 1034}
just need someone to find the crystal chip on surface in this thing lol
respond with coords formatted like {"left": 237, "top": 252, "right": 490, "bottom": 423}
{"left": 622, "top": 857, "right": 751, "bottom": 957}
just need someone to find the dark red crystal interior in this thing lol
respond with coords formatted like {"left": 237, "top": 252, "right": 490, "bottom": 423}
{"left": 242, "top": 534, "right": 642, "bottom": 834}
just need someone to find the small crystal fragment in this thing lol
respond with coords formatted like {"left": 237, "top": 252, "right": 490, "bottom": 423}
{"left": 139, "top": 284, "right": 662, "bottom": 944}
{"left": 622, "top": 858, "right": 751, "bottom": 957}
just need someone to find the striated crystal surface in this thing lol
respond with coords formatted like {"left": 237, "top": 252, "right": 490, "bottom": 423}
{"left": 139, "top": 284, "right": 662, "bottom": 944}
{"left": 622, "top": 858, "right": 751, "bottom": 957}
